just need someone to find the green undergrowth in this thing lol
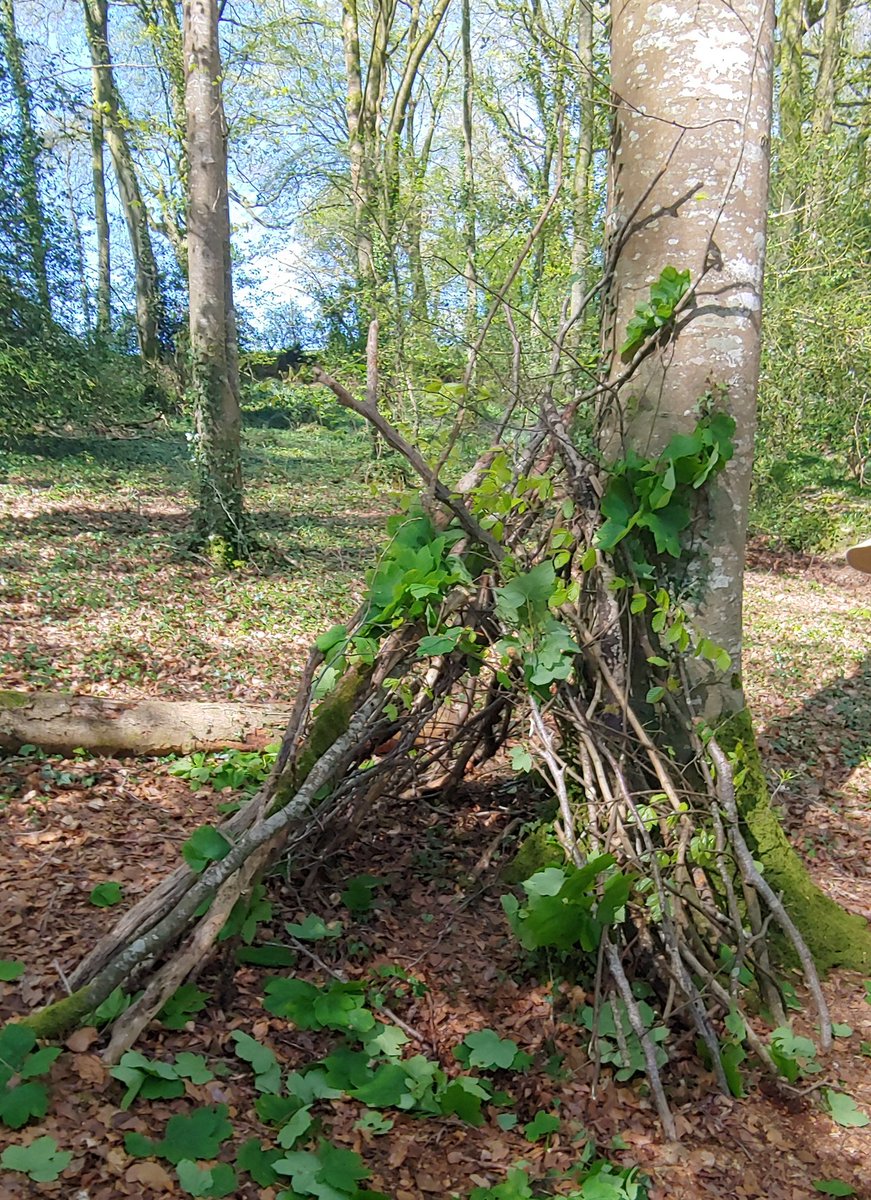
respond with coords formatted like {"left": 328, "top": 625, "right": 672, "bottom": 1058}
{"left": 0, "top": 426, "right": 392, "bottom": 698}
{"left": 0, "top": 935, "right": 653, "bottom": 1198}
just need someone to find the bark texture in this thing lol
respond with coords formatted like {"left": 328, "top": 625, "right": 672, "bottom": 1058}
{"left": 604, "top": 0, "right": 775, "bottom": 718}
{"left": 83, "top": 0, "right": 161, "bottom": 362}
{"left": 184, "top": 0, "right": 246, "bottom": 555}
{"left": 0, "top": 690, "right": 292, "bottom": 757}
{"left": 0, "top": 0, "right": 51, "bottom": 313}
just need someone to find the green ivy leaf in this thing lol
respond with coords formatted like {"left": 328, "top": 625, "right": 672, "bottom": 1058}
{"left": 235, "top": 944, "right": 298, "bottom": 967}
{"left": 263, "top": 977, "right": 321, "bottom": 1026}
{"left": 0, "top": 1081, "right": 49, "bottom": 1129}
{"left": 89, "top": 881, "right": 123, "bottom": 907}
{"left": 1, "top": 1135, "right": 72, "bottom": 1182}
{"left": 813, "top": 1182, "right": 856, "bottom": 1196}
{"left": 285, "top": 914, "right": 343, "bottom": 941}
{"left": 181, "top": 825, "right": 232, "bottom": 873}
{"left": 460, "top": 1029, "right": 520, "bottom": 1070}
{"left": 177, "top": 1160, "right": 238, "bottom": 1198}
{"left": 0, "top": 960, "right": 25, "bottom": 982}
{"left": 158, "top": 984, "right": 209, "bottom": 1030}
{"left": 824, "top": 1090, "right": 869, "bottom": 1128}
{"left": 439, "top": 1077, "right": 489, "bottom": 1126}
{"left": 508, "top": 745, "right": 533, "bottom": 773}
{"left": 317, "top": 1141, "right": 371, "bottom": 1190}
{"left": 236, "top": 1137, "right": 283, "bottom": 1187}
{"left": 350, "top": 1062, "right": 410, "bottom": 1108}
{"left": 124, "top": 1131, "right": 158, "bottom": 1157}
{"left": 523, "top": 1110, "right": 560, "bottom": 1141}
{"left": 276, "top": 1105, "right": 313, "bottom": 1149}
{"left": 316, "top": 624, "right": 348, "bottom": 655}
{"left": 355, "top": 1109, "right": 394, "bottom": 1135}
{"left": 19, "top": 1045, "right": 61, "bottom": 1079}
{"left": 231, "top": 1031, "right": 281, "bottom": 1094}
{"left": 174, "top": 1053, "right": 215, "bottom": 1084}
{"left": 161, "top": 1104, "right": 234, "bottom": 1164}
{"left": 341, "top": 874, "right": 382, "bottom": 914}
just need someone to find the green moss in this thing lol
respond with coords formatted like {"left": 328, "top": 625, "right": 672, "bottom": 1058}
{"left": 717, "top": 708, "right": 871, "bottom": 972}
{"left": 270, "top": 667, "right": 369, "bottom": 811}
{"left": 16, "top": 983, "right": 101, "bottom": 1040}
{"left": 502, "top": 821, "right": 563, "bottom": 885}
{"left": 0, "top": 689, "right": 31, "bottom": 709}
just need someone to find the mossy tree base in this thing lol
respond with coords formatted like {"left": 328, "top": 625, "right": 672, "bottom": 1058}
{"left": 718, "top": 708, "right": 871, "bottom": 973}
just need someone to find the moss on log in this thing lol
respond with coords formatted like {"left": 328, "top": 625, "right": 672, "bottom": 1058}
{"left": 719, "top": 708, "right": 871, "bottom": 972}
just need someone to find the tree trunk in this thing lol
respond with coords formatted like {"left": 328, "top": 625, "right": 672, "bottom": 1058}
{"left": 136, "top": 0, "right": 189, "bottom": 275}
{"left": 184, "top": 0, "right": 247, "bottom": 557}
{"left": 460, "top": 0, "right": 477, "bottom": 343}
{"left": 0, "top": 690, "right": 292, "bottom": 757}
{"left": 605, "top": 0, "right": 774, "bottom": 715}
{"left": 568, "top": 0, "right": 594, "bottom": 335}
{"left": 807, "top": 0, "right": 845, "bottom": 219}
{"left": 83, "top": 0, "right": 162, "bottom": 363}
{"left": 91, "top": 97, "right": 111, "bottom": 334}
{"left": 777, "top": 0, "right": 804, "bottom": 238}
{"left": 604, "top": 0, "right": 871, "bottom": 969}
{"left": 0, "top": 0, "right": 51, "bottom": 315}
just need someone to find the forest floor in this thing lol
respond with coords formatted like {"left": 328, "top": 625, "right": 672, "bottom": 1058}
{"left": 1, "top": 427, "right": 870, "bottom": 1199}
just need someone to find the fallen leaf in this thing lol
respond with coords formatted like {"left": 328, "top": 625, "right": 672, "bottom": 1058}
{"left": 66, "top": 1027, "right": 100, "bottom": 1053}
{"left": 126, "top": 1160, "right": 175, "bottom": 1189}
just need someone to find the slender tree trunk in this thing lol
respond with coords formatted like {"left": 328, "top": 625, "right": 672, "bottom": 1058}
{"left": 91, "top": 94, "right": 111, "bottom": 333}
{"left": 604, "top": 0, "right": 775, "bottom": 717}
{"left": 460, "top": 0, "right": 477, "bottom": 342}
{"left": 569, "top": 0, "right": 594, "bottom": 334}
{"left": 184, "top": 0, "right": 246, "bottom": 558}
{"left": 83, "top": 0, "right": 161, "bottom": 363}
{"left": 778, "top": 0, "right": 804, "bottom": 238}
{"left": 0, "top": 0, "right": 51, "bottom": 315}
{"left": 136, "top": 0, "right": 188, "bottom": 274}
{"left": 64, "top": 152, "right": 92, "bottom": 329}
{"left": 807, "top": 0, "right": 845, "bottom": 219}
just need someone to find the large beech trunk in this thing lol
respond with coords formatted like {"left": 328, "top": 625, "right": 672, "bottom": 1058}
{"left": 0, "top": 690, "right": 292, "bottom": 757}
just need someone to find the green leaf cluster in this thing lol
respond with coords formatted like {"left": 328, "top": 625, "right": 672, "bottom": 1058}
{"left": 219, "top": 882, "right": 272, "bottom": 944}
{"left": 502, "top": 859, "right": 632, "bottom": 955}
{"left": 169, "top": 744, "right": 279, "bottom": 795}
{"left": 580, "top": 1000, "right": 668, "bottom": 1083}
{"left": 0, "top": 1024, "right": 61, "bottom": 1129}
{"left": 158, "top": 983, "right": 210, "bottom": 1030}
{"left": 494, "top": 562, "right": 580, "bottom": 692}
{"left": 110, "top": 1049, "right": 214, "bottom": 1109}
{"left": 1, "top": 1135, "right": 72, "bottom": 1182}
{"left": 768, "top": 1026, "right": 821, "bottom": 1082}
{"left": 596, "top": 410, "right": 736, "bottom": 559}
{"left": 620, "top": 266, "right": 690, "bottom": 358}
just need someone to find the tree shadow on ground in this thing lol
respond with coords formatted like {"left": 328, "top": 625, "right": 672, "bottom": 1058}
{"left": 1, "top": 433, "right": 189, "bottom": 470}
{"left": 758, "top": 653, "right": 871, "bottom": 802}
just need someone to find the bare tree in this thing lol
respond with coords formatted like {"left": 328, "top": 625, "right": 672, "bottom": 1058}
{"left": 184, "top": 0, "right": 246, "bottom": 557}
{"left": 83, "top": 0, "right": 162, "bottom": 362}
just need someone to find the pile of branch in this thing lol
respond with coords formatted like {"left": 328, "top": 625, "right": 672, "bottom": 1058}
{"left": 16, "top": 366, "right": 831, "bottom": 1142}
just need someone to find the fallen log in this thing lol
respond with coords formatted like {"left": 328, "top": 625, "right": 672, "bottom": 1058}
{"left": 0, "top": 689, "right": 293, "bottom": 756}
